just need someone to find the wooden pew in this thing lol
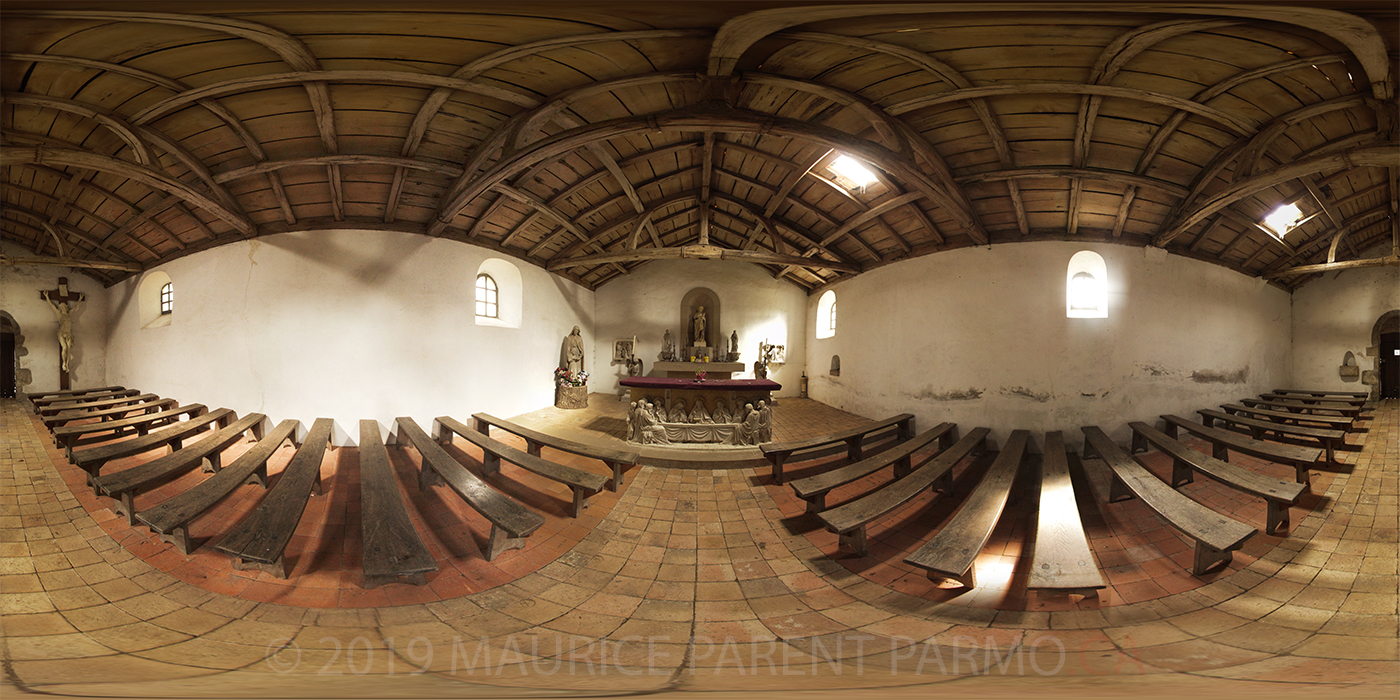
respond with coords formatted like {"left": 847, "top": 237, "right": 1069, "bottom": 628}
{"left": 905, "top": 430, "right": 1031, "bottom": 587}
{"left": 360, "top": 420, "right": 437, "bottom": 588}
{"left": 41, "top": 393, "right": 160, "bottom": 426}
{"left": 1198, "top": 408, "right": 1345, "bottom": 465}
{"left": 136, "top": 420, "right": 300, "bottom": 555}
{"left": 1081, "top": 426, "right": 1256, "bottom": 575}
{"left": 1259, "top": 393, "right": 1367, "bottom": 412}
{"left": 26, "top": 385, "right": 124, "bottom": 401}
{"left": 49, "top": 399, "right": 182, "bottom": 449}
{"left": 1027, "top": 431, "right": 1106, "bottom": 595}
{"left": 762, "top": 413, "right": 915, "bottom": 484}
{"left": 1129, "top": 421, "right": 1305, "bottom": 535}
{"left": 397, "top": 417, "right": 544, "bottom": 560}
{"left": 214, "top": 418, "right": 333, "bottom": 578}
{"left": 1272, "top": 389, "right": 1369, "bottom": 400}
{"left": 789, "top": 422, "right": 957, "bottom": 512}
{"left": 71, "top": 408, "right": 233, "bottom": 486}
{"left": 472, "top": 412, "right": 638, "bottom": 492}
{"left": 816, "top": 428, "right": 990, "bottom": 557}
{"left": 1241, "top": 397, "right": 1362, "bottom": 420}
{"left": 1221, "top": 402, "right": 1356, "bottom": 432}
{"left": 438, "top": 416, "right": 607, "bottom": 518}
{"left": 94, "top": 413, "right": 266, "bottom": 525}
{"left": 35, "top": 389, "right": 140, "bottom": 415}
{"left": 1160, "top": 414, "right": 1323, "bottom": 486}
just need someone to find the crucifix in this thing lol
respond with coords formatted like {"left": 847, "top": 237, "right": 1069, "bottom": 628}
{"left": 40, "top": 277, "right": 84, "bottom": 390}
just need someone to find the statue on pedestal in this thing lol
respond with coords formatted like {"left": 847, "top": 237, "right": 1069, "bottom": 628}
{"left": 728, "top": 330, "right": 739, "bottom": 362}
{"left": 661, "top": 329, "right": 675, "bottom": 361}
{"left": 692, "top": 306, "right": 707, "bottom": 347}
{"left": 564, "top": 326, "right": 585, "bottom": 375}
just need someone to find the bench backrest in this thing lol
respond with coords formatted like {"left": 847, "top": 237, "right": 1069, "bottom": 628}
{"left": 396, "top": 417, "right": 545, "bottom": 538}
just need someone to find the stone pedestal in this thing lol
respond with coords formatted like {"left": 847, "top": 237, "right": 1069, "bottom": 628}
{"left": 556, "top": 384, "right": 588, "bottom": 409}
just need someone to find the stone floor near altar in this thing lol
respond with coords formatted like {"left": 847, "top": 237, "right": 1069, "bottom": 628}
{"left": 1, "top": 396, "right": 1396, "bottom": 698}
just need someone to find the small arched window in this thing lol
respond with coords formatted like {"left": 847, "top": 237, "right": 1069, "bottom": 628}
{"left": 138, "top": 270, "right": 173, "bottom": 329}
{"left": 475, "top": 274, "right": 498, "bottom": 319}
{"left": 1066, "top": 251, "right": 1108, "bottom": 319}
{"left": 159, "top": 282, "right": 174, "bottom": 315}
{"left": 816, "top": 290, "right": 836, "bottom": 339}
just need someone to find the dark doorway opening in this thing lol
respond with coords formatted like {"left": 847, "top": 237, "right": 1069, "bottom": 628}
{"left": 1, "top": 332, "right": 14, "bottom": 398}
{"left": 1381, "top": 331, "right": 1400, "bottom": 400}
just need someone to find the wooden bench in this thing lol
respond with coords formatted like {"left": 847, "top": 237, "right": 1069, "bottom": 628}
{"left": 762, "top": 413, "right": 915, "bottom": 484}
{"left": 471, "top": 412, "right": 639, "bottom": 492}
{"left": 816, "top": 428, "right": 990, "bottom": 557}
{"left": 1027, "top": 431, "right": 1106, "bottom": 594}
{"left": 396, "top": 417, "right": 544, "bottom": 560}
{"left": 94, "top": 413, "right": 266, "bottom": 525}
{"left": 1259, "top": 393, "right": 1368, "bottom": 411}
{"left": 71, "top": 408, "right": 233, "bottom": 485}
{"left": 36, "top": 389, "right": 140, "bottom": 415}
{"left": 438, "top": 416, "right": 607, "bottom": 518}
{"left": 1130, "top": 421, "right": 1305, "bottom": 535}
{"left": 1161, "top": 414, "right": 1324, "bottom": 486}
{"left": 1272, "top": 389, "right": 1369, "bottom": 400}
{"left": 41, "top": 393, "right": 160, "bottom": 426}
{"left": 135, "top": 420, "right": 300, "bottom": 555}
{"left": 50, "top": 400, "right": 184, "bottom": 451}
{"left": 1081, "top": 426, "right": 1256, "bottom": 575}
{"left": 26, "top": 385, "right": 124, "bottom": 401}
{"left": 1241, "top": 397, "right": 1362, "bottom": 420}
{"left": 1221, "top": 402, "right": 1356, "bottom": 432}
{"left": 214, "top": 418, "right": 333, "bottom": 578}
{"left": 905, "top": 430, "right": 1031, "bottom": 587}
{"left": 789, "top": 422, "right": 957, "bottom": 512}
{"left": 360, "top": 420, "right": 437, "bottom": 588}
{"left": 1198, "top": 408, "right": 1345, "bottom": 465}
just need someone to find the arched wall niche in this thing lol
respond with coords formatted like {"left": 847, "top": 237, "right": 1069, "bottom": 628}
{"left": 678, "top": 287, "right": 721, "bottom": 353}
{"left": 0, "top": 311, "right": 29, "bottom": 398}
{"left": 816, "top": 290, "right": 836, "bottom": 339}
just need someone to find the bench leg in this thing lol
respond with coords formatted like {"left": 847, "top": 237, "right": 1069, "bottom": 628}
{"left": 1265, "top": 500, "right": 1290, "bottom": 536}
{"left": 845, "top": 437, "right": 862, "bottom": 463}
{"left": 1161, "top": 422, "right": 1179, "bottom": 440}
{"left": 113, "top": 491, "right": 136, "bottom": 526}
{"left": 419, "top": 463, "right": 443, "bottom": 491}
{"left": 486, "top": 525, "right": 527, "bottom": 561}
{"left": 607, "top": 461, "right": 623, "bottom": 492}
{"left": 363, "top": 572, "right": 428, "bottom": 590}
{"left": 1191, "top": 541, "right": 1232, "bottom": 576}
{"left": 803, "top": 493, "right": 826, "bottom": 513}
{"left": 1170, "top": 458, "right": 1194, "bottom": 487}
{"left": 1293, "top": 464, "right": 1311, "bottom": 487}
{"left": 159, "top": 525, "right": 194, "bottom": 555}
{"left": 1108, "top": 473, "right": 1135, "bottom": 503}
{"left": 481, "top": 453, "right": 501, "bottom": 478}
{"left": 570, "top": 487, "right": 590, "bottom": 518}
{"left": 527, "top": 441, "right": 542, "bottom": 458}
{"left": 941, "top": 426, "right": 959, "bottom": 450}
{"left": 837, "top": 527, "right": 868, "bottom": 557}
{"left": 1082, "top": 440, "right": 1101, "bottom": 461}
{"left": 1321, "top": 439, "right": 1334, "bottom": 466}
{"left": 899, "top": 418, "right": 914, "bottom": 441}
{"left": 1211, "top": 442, "right": 1229, "bottom": 461}
{"left": 928, "top": 565, "right": 975, "bottom": 589}
{"left": 893, "top": 454, "right": 913, "bottom": 479}
{"left": 311, "top": 469, "right": 324, "bottom": 497}
{"left": 1130, "top": 430, "right": 1147, "bottom": 454}
{"left": 233, "top": 555, "right": 288, "bottom": 579}
{"left": 201, "top": 456, "right": 217, "bottom": 474}
{"left": 932, "top": 470, "right": 954, "bottom": 495}
{"left": 770, "top": 454, "right": 788, "bottom": 485}
{"left": 246, "top": 463, "right": 269, "bottom": 489}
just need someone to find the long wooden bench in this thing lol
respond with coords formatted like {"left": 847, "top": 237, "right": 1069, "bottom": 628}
{"left": 360, "top": 420, "right": 437, "bottom": 588}
{"left": 790, "top": 422, "right": 957, "bottom": 512}
{"left": 26, "top": 385, "right": 124, "bottom": 400}
{"left": 397, "top": 417, "right": 544, "bottom": 560}
{"left": 214, "top": 418, "right": 333, "bottom": 578}
{"left": 1081, "top": 426, "right": 1256, "bottom": 575}
{"left": 816, "top": 428, "right": 990, "bottom": 557}
{"left": 36, "top": 389, "right": 140, "bottom": 415}
{"left": 1269, "top": 391, "right": 1367, "bottom": 406}
{"left": 41, "top": 393, "right": 160, "bottom": 426}
{"left": 1027, "top": 431, "right": 1106, "bottom": 594}
{"left": 136, "top": 420, "right": 300, "bottom": 555}
{"left": 1129, "top": 421, "right": 1305, "bottom": 535}
{"left": 94, "top": 413, "right": 266, "bottom": 525}
{"left": 1222, "top": 402, "right": 1356, "bottom": 432}
{"left": 1272, "top": 388, "right": 1369, "bottom": 399}
{"left": 1198, "top": 408, "right": 1345, "bottom": 465}
{"left": 1241, "top": 397, "right": 1362, "bottom": 420}
{"left": 905, "top": 430, "right": 1031, "bottom": 587}
{"left": 1161, "top": 414, "right": 1324, "bottom": 486}
{"left": 71, "top": 408, "right": 233, "bottom": 485}
{"left": 762, "top": 413, "right": 915, "bottom": 484}
{"left": 472, "top": 412, "right": 638, "bottom": 492}
{"left": 438, "top": 415, "right": 607, "bottom": 518}
{"left": 49, "top": 399, "right": 183, "bottom": 449}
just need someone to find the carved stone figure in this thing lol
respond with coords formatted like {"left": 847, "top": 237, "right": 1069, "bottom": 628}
{"left": 661, "top": 329, "right": 675, "bottom": 361}
{"left": 668, "top": 399, "right": 689, "bottom": 423}
{"left": 757, "top": 400, "right": 772, "bottom": 443}
{"left": 564, "top": 326, "right": 585, "bottom": 375}
{"left": 728, "top": 330, "right": 739, "bottom": 361}
{"left": 639, "top": 401, "right": 669, "bottom": 444}
{"left": 692, "top": 306, "right": 707, "bottom": 347}
{"left": 45, "top": 297, "right": 81, "bottom": 373}
{"left": 738, "top": 403, "right": 760, "bottom": 445}
{"left": 711, "top": 398, "right": 731, "bottom": 423}
{"left": 627, "top": 401, "right": 641, "bottom": 442}
{"left": 688, "top": 398, "right": 712, "bottom": 424}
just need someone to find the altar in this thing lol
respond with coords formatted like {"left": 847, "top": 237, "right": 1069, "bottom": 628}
{"left": 653, "top": 361, "right": 745, "bottom": 379}
{"left": 620, "top": 377, "right": 780, "bottom": 446}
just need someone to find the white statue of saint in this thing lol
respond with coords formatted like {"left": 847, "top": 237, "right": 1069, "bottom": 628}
{"left": 564, "top": 326, "right": 585, "bottom": 375}
{"left": 45, "top": 296, "right": 81, "bottom": 373}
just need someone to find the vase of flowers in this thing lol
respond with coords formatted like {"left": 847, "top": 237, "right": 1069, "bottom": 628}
{"left": 554, "top": 367, "right": 589, "bottom": 409}
{"left": 695, "top": 370, "right": 708, "bottom": 383}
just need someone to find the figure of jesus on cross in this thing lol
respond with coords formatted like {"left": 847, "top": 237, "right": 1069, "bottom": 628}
{"left": 41, "top": 277, "right": 84, "bottom": 389}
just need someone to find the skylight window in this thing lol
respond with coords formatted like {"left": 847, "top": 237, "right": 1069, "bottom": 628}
{"left": 828, "top": 154, "right": 878, "bottom": 190}
{"left": 1262, "top": 202, "right": 1305, "bottom": 238}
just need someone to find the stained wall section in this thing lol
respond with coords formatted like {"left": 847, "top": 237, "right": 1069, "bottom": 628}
{"left": 1290, "top": 246, "right": 1400, "bottom": 398}
{"left": 0, "top": 243, "right": 109, "bottom": 394}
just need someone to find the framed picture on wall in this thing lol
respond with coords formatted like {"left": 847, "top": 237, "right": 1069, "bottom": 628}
{"left": 613, "top": 338, "right": 635, "bottom": 362}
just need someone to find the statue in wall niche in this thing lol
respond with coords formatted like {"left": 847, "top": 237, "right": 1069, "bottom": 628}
{"left": 728, "top": 330, "right": 739, "bottom": 362}
{"left": 564, "top": 326, "right": 585, "bottom": 375}
{"left": 44, "top": 294, "right": 82, "bottom": 373}
{"left": 693, "top": 306, "right": 707, "bottom": 347}
{"left": 661, "top": 329, "right": 675, "bottom": 361}
{"left": 757, "top": 400, "right": 772, "bottom": 443}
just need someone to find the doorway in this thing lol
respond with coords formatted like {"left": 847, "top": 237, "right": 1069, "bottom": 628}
{"left": 0, "top": 312, "right": 18, "bottom": 399}
{"left": 1381, "top": 331, "right": 1400, "bottom": 400}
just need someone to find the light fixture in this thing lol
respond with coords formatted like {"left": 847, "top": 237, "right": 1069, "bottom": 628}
{"left": 828, "top": 154, "right": 878, "bottom": 190}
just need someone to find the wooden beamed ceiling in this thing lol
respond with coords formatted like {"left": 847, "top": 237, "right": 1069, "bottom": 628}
{"left": 1, "top": 2, "right": 1396, "bottom": 291}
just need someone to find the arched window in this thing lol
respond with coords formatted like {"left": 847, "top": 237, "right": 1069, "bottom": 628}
{"left": 160, "top": 282, "right": 174, "bottom": 315}
{"left": 138, "top": 270, "right": 173, "bottom": 329}
{"left": 816, "top": 290, "right": 836, "bottom": 339}
{"left": 1066, "top": 251, "right": 1108, "bottom": 318}
{"left": 475, "top": 274, "right": 498, "bottom": 319}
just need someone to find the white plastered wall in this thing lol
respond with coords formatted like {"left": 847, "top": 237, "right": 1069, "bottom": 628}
{"left": 0, "top": 242, "right": 108, "bottom": 394}
{"left": 104, "top": 229, "right": 593, "bottom": 445}
{"left": 806, "top": 241, "right": 1293, "bottom": 451}
{"left": 1290, "top": 245, "right": 1400, "bottom": 397}
{"left": 592, "top": 259, "right": 808, "bottom": 397}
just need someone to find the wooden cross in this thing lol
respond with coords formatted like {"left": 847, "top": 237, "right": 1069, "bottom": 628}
{"left": 40, "top": 277, "right": 84, "bottom": 390}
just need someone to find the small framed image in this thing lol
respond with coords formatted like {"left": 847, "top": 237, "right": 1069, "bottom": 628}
{"left": 613, "top": 338, "right": 635, "bottom": 363}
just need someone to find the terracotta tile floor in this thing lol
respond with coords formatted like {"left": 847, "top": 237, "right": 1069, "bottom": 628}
{"left": 2, "top": 395, "right": 1396, "bottom": 698}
